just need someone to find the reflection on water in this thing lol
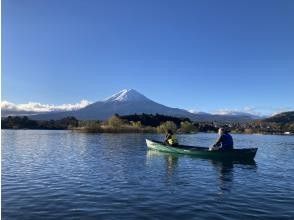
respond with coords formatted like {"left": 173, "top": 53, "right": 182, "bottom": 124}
{"left": 147, "top": 149, "right": 257, "bottom": 194}
{"left": 147, "top": 150, "right": 179, "bottom": 178}
{"left": 212, "top": 159, "right": 256, "bottom": 193}
{"left": 210, "top": 160, "right": 234, "bottom": 193}
{"left": 165, "top": 155, "right": 179, "bottom": 177}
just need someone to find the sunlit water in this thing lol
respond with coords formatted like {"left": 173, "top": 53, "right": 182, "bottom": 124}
{"left": 2, "top": 130, "right": 294, "bottom": 219}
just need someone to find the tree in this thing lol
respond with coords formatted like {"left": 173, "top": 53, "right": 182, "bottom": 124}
{"left": 130, "top": 121, "right": 142, "bottom": 128}
{"left": 107, "top": 115, "right": 125, "bottom": 128}
{"left": 157, "top": 121, "right": 177, "bottom": 133}
{"left": 179, "top": 121, "right": 198, "bottom": 133}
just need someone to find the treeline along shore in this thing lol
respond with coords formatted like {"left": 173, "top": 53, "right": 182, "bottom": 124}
{"left": 2, "top": 112, "right": 294, "bottom": 135}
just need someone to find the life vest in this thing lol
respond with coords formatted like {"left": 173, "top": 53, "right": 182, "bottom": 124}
{"left": 168, "top": 135, "right": 178, "bottom": 145}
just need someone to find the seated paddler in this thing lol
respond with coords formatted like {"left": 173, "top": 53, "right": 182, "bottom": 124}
{"left": 210, "top": 127, "right": 233, "bottom": 151}
{"left": 164, "top": 129, "right": 178, "bottom": 146}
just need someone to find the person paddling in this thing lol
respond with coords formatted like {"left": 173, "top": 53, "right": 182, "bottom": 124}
{"left": 210, "top": 127, "right": 233, "bottom": 151}
{"left": 164, "top": 129, "right": 178, "bottom": 146}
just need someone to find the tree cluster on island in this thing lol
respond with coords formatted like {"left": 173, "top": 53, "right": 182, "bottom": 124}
{"left": 76, "top": 114, "right": 198, "bottom": 133}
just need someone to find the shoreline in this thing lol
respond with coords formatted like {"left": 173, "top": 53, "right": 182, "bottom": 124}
{"left": 2, "top": 128, "right": 293, "bottom": 136}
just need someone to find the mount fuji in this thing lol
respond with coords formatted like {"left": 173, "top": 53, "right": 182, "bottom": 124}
{"left": 30, "top": 89, "right": 198, "bottom": 120}
{"left": 29, "top": 89, "right": 258, "bottom": 122}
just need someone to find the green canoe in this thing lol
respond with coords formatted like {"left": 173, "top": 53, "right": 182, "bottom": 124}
{"left": 146, "top": 139, "right": 257, "bottom": 160}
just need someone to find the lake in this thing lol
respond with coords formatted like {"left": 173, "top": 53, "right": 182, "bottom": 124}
{"left": 2, "top": 130, "right": 294, "bottom": 219}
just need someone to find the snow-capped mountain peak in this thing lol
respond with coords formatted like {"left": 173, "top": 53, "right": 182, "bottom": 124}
{"left": 103, "top": 89, "right": 150, "bottom": 102}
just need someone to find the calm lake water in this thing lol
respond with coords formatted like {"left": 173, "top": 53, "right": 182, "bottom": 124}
{"left": 2, "top": 130, "right": 294, "bottom": 220}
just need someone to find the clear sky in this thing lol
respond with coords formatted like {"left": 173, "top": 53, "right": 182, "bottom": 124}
{"left": 2, "top": 0, "right": 294, "bottom": 115}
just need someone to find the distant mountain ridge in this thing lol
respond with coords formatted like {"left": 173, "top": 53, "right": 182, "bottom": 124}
{"left": 262, "top": 111, "right": 294, "bottom": 123}
{"left": 9, "top": 89, "right": 262, "bottom": 122}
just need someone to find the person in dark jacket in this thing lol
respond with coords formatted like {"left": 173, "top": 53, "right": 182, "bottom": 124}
{"left": 210, "top": 127, "right": 234, "bottom": 151}
{"left": 164, "top": 129, "right": 178, "bottom": 146}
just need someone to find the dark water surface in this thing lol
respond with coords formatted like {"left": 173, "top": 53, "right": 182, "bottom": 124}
{"left": 2, "top": 130, "right": 294, "bottom": 219}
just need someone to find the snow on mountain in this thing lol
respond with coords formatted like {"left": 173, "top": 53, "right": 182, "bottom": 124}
{"left": 104, "top": 89, "right": 149, "bottom": 102}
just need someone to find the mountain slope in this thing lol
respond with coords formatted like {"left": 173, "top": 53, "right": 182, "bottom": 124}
{"left": 263, "top": 111, "right": 294, "bottom": 123}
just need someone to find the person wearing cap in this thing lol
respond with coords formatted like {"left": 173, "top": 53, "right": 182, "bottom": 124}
{"left": 210, "top": 127, "right": 234, "bottom": 151}
{"left": 164, "top": 129, "right": 178, "bottom": 146}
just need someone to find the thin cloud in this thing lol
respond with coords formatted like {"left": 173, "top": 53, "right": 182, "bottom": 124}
{"left": 212, "top": 106, "right": 293, "bottom": 117}
{"left": 188, "top": 106, "right": 282, "bottom": 117}
{"left": 213, "top": 107, "right": 261, "bottom": 116}
{"left": 1, "top": 100, "right": 92, "bottom": 113}
{"left": 188, "top": 106, "right": 262, "bottom": 116}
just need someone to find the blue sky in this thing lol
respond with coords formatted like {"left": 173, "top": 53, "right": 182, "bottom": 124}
{"left": 2, "top": 0, "right": 294, "bottom": 115}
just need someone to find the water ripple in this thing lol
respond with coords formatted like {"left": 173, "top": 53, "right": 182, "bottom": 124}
{"left": 2, "top": 130, "right": 294, "bottom": 219}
